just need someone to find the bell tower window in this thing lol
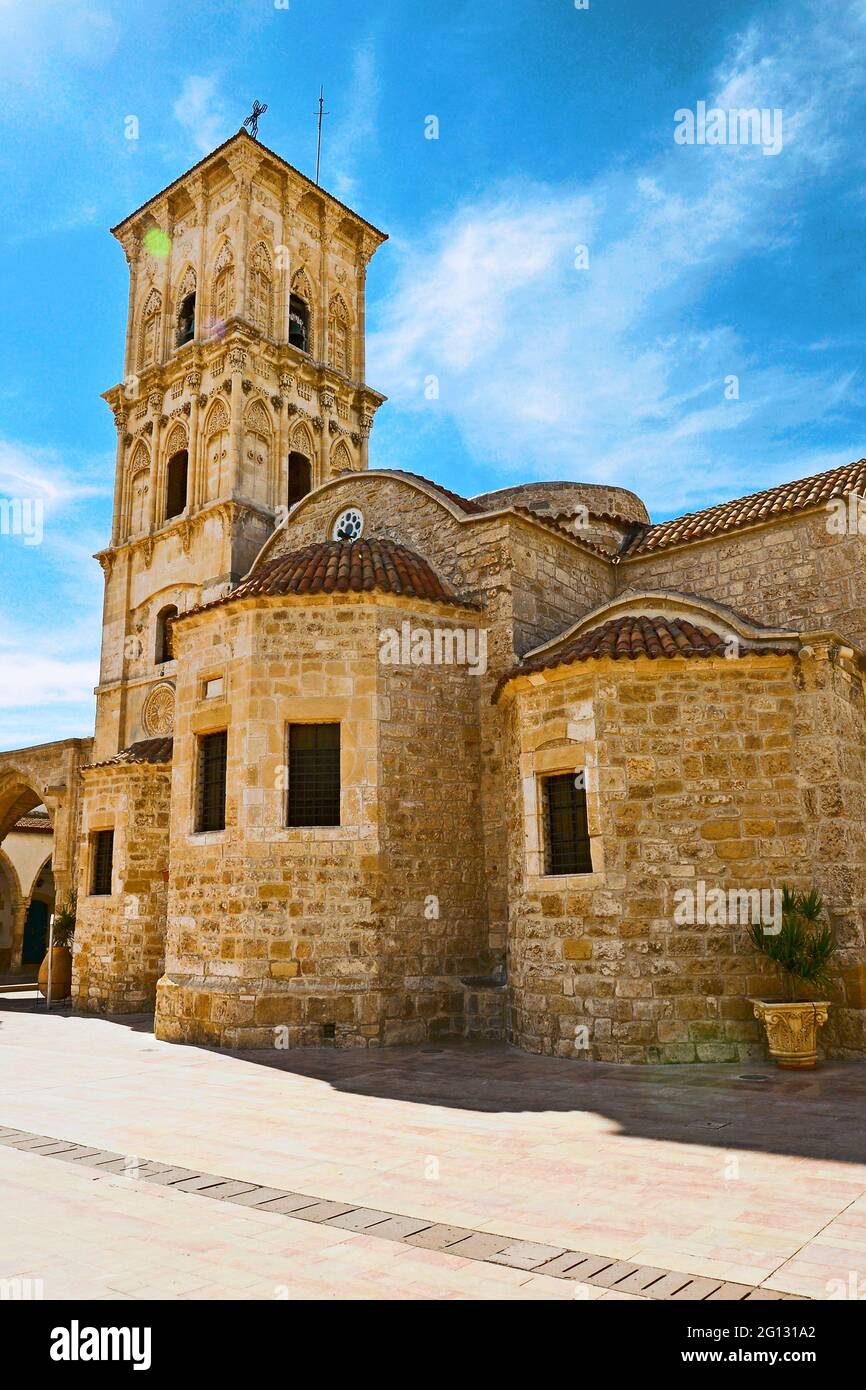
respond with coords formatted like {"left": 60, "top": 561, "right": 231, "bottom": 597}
{"left": 288, "top": 452, "right": 312, "bottom": 508}
{"left": 289, "top": 294, "right": 310, "bottom": 353}
{"left": 176, "top": 292, "right": 195, "bottom": 346}
{"left": 165, "top": 450, "right": 188, "bottom": 521}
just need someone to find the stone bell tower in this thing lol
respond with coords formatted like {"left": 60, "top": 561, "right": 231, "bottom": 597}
{"left": 92, "top": 128, "right": 388, "bottom": 762}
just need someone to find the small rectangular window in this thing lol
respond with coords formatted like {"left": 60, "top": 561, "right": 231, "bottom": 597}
{"left": 196, "top": 730, "right": 228, "bottom": 832}
{"left": 543, "top": 773, "right": 592, "bottom": 876}
{"left": 203, "top": 677, "right": 224, "bottom": 700}
{"left": 287, "top": 724, "right": 340, "bottom": 827}
{"left": 91, "top": 830, "right": 114, "bottom": 896}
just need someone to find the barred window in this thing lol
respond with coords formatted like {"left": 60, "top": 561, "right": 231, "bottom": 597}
{"left": 543, "top": 773, "right": 591, "bottom": 875}
{"left": 287, "top": 724, "right": 340, "bottom": 827}
{"left": 196, "top": 730, "right": 227, "bottom": 832}
{"left": 91, "top": 830, "right": 114, "bottom": 896}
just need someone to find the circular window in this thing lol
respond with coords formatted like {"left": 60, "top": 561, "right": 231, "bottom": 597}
{"left": 331, "top": 507, "right": 364, "bottom": 542}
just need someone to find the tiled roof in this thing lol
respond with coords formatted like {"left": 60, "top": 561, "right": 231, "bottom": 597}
{"left": 495, "top": 614, "right": 797, "bottom": 697}
{"left": 217, "top": 538, "right": 473, "bottom": 608}
{"left": 90, "top": 738, "right": 174, "bottom": 769}
{"left": 621, "top": 458, "right": 866, "bottom": 556}
{"left": 12, "top": 811, "right": 51, "bottom": 833}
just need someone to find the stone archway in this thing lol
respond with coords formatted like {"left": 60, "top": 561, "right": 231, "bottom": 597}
{"left": 0, "top": 848, "right": 22, "bottom": 973}
{"left": 0, "top": 738, "right": 92, "bottom": 970}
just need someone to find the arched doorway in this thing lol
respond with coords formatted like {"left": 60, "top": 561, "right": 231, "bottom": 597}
{"left": 0, "top": 779, "right": 55, "bottom": 972}
{"left": 21, "top": 857, "right": 54, "bottom": 965}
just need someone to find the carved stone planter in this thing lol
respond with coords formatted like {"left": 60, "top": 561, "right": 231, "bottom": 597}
{"left": 752, "top": 1000, "right": 830, "bottom": 1069}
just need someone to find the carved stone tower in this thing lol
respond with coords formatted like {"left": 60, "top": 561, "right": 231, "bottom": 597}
{"left": 93, "top": 129, "right": 387, "bottom": 761}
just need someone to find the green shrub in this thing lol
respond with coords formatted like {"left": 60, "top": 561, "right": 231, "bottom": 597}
{"left": 749, "top": 886, "right": 835, "bottom": 1001}
{"left": 51, "top": 896, "right": 76, "bottom": 950}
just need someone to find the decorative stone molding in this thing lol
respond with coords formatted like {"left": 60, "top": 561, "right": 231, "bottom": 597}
{"left": 148, "top": 392, "right": 162, "bottom": 414}
{"left": 228, "top": 347, "right": 247, "bottom": 373}
{"left": 141, "top": 683, "right": 176, "bottom": 737}
{"left": 185, "top": 371, "right": 202, "bottom": 392}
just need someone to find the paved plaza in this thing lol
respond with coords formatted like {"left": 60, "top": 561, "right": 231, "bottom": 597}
{"left": 0, "top": 999, "right": 864, "bottom": 1300}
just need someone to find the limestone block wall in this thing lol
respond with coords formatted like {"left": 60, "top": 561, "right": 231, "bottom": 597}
{"left": 156, "top": 590, "right": 488, "bottom": 1048}
{"left": 73, "top": 763, "right": 170, "bottom": 1013}
{"left": 503, "top": 650, "right": 866, "bottom": 1063}
{"left": 620, "top": 513, "right": 866, "bottom": 649}
{"left": 376, "top": 605, "right": 489, "bottom": 1042}
{"left": 795, "top": 647, "right": 866, "bottom": 1057}
{"left": 268, "top": 473, "right": 614, "bottom": 965}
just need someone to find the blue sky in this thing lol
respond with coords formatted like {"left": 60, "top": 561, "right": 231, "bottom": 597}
{"left": 1, "top": 0, "right": 866, "bottom": 749}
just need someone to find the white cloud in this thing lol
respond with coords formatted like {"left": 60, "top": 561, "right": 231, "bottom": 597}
{"left": 173, "top": 75, "right": 229, "bottom": 157}
{"left": 328, "top": 41, "right": 380, "bottom": 202}
{"left": 368, "top": 3, "right": 866, "bottom": 516}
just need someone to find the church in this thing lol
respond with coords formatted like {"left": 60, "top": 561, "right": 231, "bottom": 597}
{"left": 1, "top": 128, "right": 865, "bottom": 1063}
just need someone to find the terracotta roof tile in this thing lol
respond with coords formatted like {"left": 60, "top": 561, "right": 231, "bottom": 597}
{"left": 495, "top": 614, "right": 797, "bottom": 698}
{"left": 621, "top": 458, "right": 866, "bottom": 556}
{"left": 208, "top": 538, "right": 473, "bottom": 610}
{"left": 89, "top": 738, "right": 174, "bottom": 769}
{"left": 12, "top": 811, "right": 51, "bottom": 833}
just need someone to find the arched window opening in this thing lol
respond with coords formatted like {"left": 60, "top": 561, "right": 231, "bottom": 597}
{"left": 176, "top": 292, "right": 196, "bottom": 346}
{"left": 140, "top": 290, "right": 161, "bottom": 369}
{"left": 211, "top": 262, "right": 234, "bottom": 331}
{"left": 329, "top": 295, "right": 351, "bottom": 376}
{"left": 165, "top": 450, "right": 188, "bottom": 521}
{"left": 289, "top": 294, "right": 310, "bottom": 353}
{"left": 250, "top": 246, "right": 272, "bottom": 336}
{"left": 288, "top": 453, "right": 312, "bottom": 508}
{"left": 155, "top": 606, "right": 178, "bottom": 665}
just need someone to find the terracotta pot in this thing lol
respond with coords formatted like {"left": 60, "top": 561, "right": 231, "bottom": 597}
{"left": 752, "top": 999, "right": 830, "bottom": 1069}
{"left": 37, "top": 946, "right": 72, "bottom": 1001}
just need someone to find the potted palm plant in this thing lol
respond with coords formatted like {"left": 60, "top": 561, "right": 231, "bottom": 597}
{"left": 750, "top": 887, "right": 835, "bottom": 1069}
{"left": 37, "top": 895, "right": 75, "bottom": 1001}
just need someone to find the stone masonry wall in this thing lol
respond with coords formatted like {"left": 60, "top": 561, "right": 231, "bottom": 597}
{"left": 73, "top": 763, "right": 170, "bottom": 1013}
{"left": 156, "top": 589, "right": 488, "bottom": 1048}
{"left": 504, "top": 650, "right": 866, "bottom": 1063}
{"left": 620, "top": 512, "right": 866, "bottom": 648}
{"left": 377, "top": 604, "right": 489, "bottom": 1041}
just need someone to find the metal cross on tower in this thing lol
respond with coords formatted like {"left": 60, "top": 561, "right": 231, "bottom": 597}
{"left": 314, "top": 86, "right": 329, "bottom": 185}
{"left": 243, "top": 100, "right": 268, "bottom": 140}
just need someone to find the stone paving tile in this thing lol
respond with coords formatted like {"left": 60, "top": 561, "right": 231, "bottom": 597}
{"left": 325, "top": 1207, "right": 392, "bottom": 1233}
{"left": 404, "top": 1223, "right": 477, "bottom": 1251}
{"left": 640, "top": 1270, "right": 694, "bottom": 1298}
{"left": 170, "top": 1174, "right": 227, "bottom": 1193}
{"left": 532, "top": 1250, "right": 595, "bottom": 1277}
{"left": 255, "top": 1193, "right": 322, "bottom": 1215}
{"left": 136, "top": 1166, "right": 199, "bottom": 1185}
{"left": 291, "top": 1200, "right": 358, "bottom": 1223}
{"left": 489, "top": 1240, "right": 568, "bottom": 1270}
{"left": 445, "top": 1232, "right": 512, "bottom": 1260}
{"left": 362, "top": 1215, "right": 433, "bottom": 1241}
{"left": 4, "top": 1019, "right": 863, "bottom": 1299}
{"left": 613, "top": 1265, "right": 671, "bottom": 1294}
{"left": 670, "top": 1276, "right": 725, "bottom": 1300}
{"left": 225, "top": 1186, "right": 290, "bottom": 1208}
{"left": 198, "top": 1181, "right": 261, "bottom": 1200}
{"left": 705, "top": 1282, "right": 757, "bottom": 1300}
{"left": 586, "top": 1259, "right": 642, "bottom": 1288}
